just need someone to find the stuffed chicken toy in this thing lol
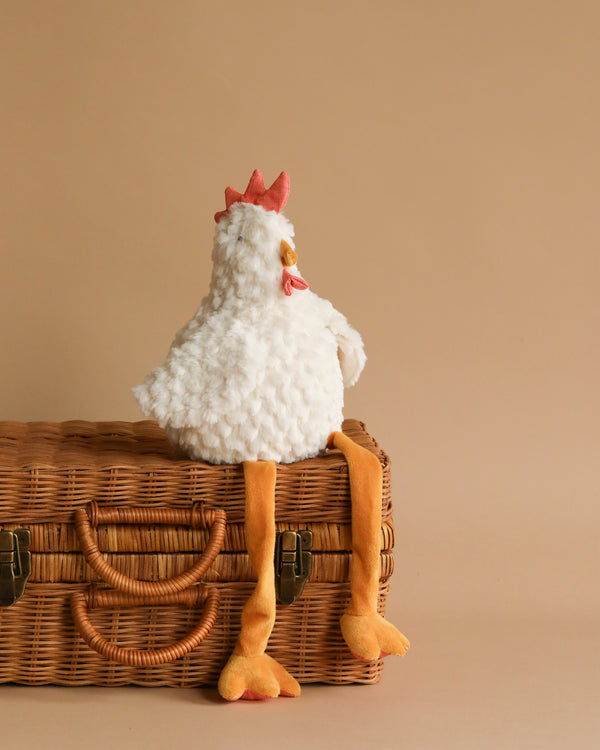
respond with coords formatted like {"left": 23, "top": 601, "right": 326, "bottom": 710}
{"left": 133, "top": 169, "right": 409, "bottom": 700}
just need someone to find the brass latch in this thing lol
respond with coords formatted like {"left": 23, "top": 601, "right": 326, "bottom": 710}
{"left": 274, "top": 529, "right": 312, "bottom": 605}
{"left": 0, "top": 529, "right": 31, "bottom": 607}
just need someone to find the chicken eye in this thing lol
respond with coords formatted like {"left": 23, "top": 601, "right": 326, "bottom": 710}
{"left": 237, "top": 235, "right": 244, "bottom": 242}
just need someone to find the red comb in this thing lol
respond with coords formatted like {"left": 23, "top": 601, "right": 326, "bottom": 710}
{"left": 214, "top": 169, "right": 290, "bottom": 222}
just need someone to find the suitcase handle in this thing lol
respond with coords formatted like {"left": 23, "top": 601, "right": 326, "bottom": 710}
{"left": 74, "top": 501, "right": 226, "bottom": 597}
{"left": 70, "top": 585, "right": 220, "bottom": 666}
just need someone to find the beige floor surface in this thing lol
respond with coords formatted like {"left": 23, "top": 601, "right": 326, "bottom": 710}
{"left": 1, "top": 611, "right": 597, "bottom": 750}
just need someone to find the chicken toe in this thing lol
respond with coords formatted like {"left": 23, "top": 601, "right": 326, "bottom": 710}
{"left": 341, "top": 612, "right": 410, "bottom": 662}
{"left": 218, "top": 653, "right": 301, "bottom": 701}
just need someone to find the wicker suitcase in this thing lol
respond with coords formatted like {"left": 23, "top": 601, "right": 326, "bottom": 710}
{"left": 0, "top": 418, "right": 395, "bottom": 687}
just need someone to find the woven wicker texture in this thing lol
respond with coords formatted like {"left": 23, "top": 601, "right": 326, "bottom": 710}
{"left": 0, "top": 582, "right": 390, "bottom": 686}
{"left": 0, "top": 520, "right": 395, "bottom": 553}
{"left": 0, "top": 419, "right": 391, "bottom": 524}
{"left": 0, "top": 418, "right": 397, "bottom": 687}
{"left": 26, "top": 551, "right": 395, "bottom": 583}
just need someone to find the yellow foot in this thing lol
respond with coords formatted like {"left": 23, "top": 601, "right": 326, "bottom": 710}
{"left": 341, "top": 613, "right": 410, "bottom": 662}
{"left": 218, "top": 653, "right": 301, "bottom": 702}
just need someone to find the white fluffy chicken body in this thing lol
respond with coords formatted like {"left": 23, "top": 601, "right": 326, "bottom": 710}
{"left": 133, "top": 172, "right": 365, "bottom": 464}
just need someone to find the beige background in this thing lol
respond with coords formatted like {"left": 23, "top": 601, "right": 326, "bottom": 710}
{"left": 1, "top": 1, "right": 598, "bottom": 748}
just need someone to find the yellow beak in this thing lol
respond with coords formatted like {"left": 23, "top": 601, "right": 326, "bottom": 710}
{"left": 281, "top": 239, "right": 297, "bottom": 267}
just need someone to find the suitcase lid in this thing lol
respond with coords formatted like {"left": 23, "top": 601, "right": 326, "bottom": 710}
{"left": 0, "top": 419, "right": 391, "bottom": 525}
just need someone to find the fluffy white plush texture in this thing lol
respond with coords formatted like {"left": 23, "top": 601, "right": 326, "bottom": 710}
{"left": 133, "top": 202, "right": 366, "bottom": 464}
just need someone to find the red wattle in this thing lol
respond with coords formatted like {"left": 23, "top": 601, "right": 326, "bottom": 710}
{"left": 282, "top": 268, "right": 309, "bottom": 296}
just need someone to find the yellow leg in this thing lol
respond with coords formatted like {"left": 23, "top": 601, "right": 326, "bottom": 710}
{"left": 327, "top": 432, "right": 410, "bottom": 661}
{"left": 218, "top": 460, "right": 301, "bottom": 701}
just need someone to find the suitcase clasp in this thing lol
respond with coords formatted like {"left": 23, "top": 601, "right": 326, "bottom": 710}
{"left": 0, "top": 529, "right": 31, "bottom": 607}
{"left": 274, "top": 529, "right": 312, "bottom": 605}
